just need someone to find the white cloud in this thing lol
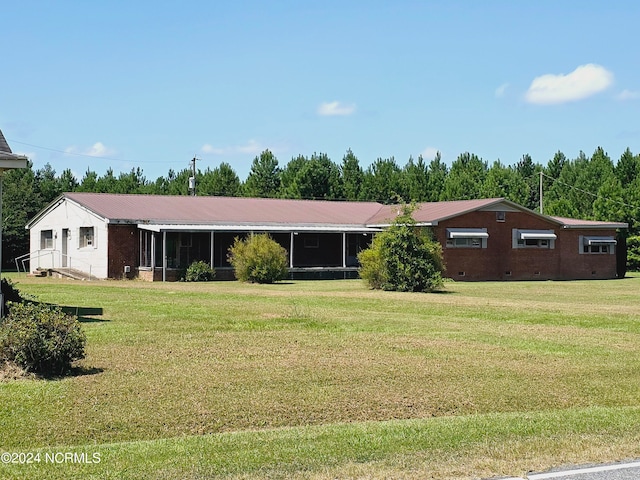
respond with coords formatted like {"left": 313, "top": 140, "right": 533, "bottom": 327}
{"left": 317, "top": 101, "right": 356, "bottom": 116}
{"left": 420, "top": 147, "right": 440, "bottom": 159}
{"left": 495, "top": 83, "right": 510, "bottom": 98}
{"left": 616, "top": 89, "right": 640, "bottom": 101}
{"left": 525, "top": 63, "right": 613, "bottom": 105}
{"left": 65, "top": 142, "right": 117, "bottom": 157}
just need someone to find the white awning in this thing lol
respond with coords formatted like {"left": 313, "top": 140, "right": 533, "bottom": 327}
{"left": 519, "top": 230, "right": 557, "bottom": 240}
{"left": 447, "top": 229, "right": 489, "bottom": 239}
{"left": 584, "top": 236, "right": 617, "bottom": 246}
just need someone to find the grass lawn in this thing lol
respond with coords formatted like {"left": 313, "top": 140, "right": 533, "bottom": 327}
{"left": 1, "top": 274, "right": 640, "bottom": 479}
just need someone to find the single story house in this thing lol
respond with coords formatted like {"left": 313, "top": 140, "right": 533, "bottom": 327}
{"left": 24, "top": 192, "right": 627, "bottom": 281}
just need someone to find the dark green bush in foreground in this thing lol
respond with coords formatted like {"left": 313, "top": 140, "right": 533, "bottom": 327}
{"left": 184, "top": 260, "right": 216, "bottom": 282}
{"left": 228, "top": 234, "right": 289, "bottom": 283}
{"left": 1, "top": 278, "right": 22, "bottom": 316}
{"left": 0, "top": 302, "right": 86, "bottom": 376}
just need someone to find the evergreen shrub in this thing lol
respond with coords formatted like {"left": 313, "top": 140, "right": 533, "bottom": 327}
{"left": 358, "top": 205, "right": 444, "bottom": 292}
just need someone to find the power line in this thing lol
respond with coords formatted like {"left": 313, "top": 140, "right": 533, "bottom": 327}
{"left": 541, "top": 171, "right": 640, "bottom": 210}
{"left": 6, "top": 138, "right": 179, "bottom": 165}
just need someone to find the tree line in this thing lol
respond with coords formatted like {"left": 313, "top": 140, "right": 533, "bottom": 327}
{"left": 3, "top": 147, "right": 640, "bottom": 268}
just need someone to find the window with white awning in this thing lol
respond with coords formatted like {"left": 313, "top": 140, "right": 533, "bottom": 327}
{"left": 446, "top": 228, "right": 488, "bottom": 248}
{"left": 513, "top": 229, "right": 556, "bottom": 249}
{"left": 580, "top": 236, "right": 616, "bottom": 254}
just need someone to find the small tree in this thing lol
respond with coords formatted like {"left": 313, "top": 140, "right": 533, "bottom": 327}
{"left": 627, "top": 235, "right": 640, "bottom": 271}
{"left": 1, "top": 302, "right": 86, "bottom": 376}
{"left": 358, "top": 204, "right": 444, "bottom": 292}
{"left": 228, "top": 234, "right": 289, "bottom": 283}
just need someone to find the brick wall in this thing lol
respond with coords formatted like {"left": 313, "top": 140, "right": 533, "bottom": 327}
{"left": 435, "top": 210, "right": 618, "bottom": 281}
{"left": 107, "top": 225, "right": 138, "bottom": 279}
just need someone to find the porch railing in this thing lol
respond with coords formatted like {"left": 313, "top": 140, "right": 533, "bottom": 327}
{"left": 14, "top": 250, "right": 93, "bottom": 280}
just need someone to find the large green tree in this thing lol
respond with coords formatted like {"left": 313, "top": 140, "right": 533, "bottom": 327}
{"left": 340, "top": 149, "right": 363, "bottom": 201}
{"left": 199, "top": 163, "right": 241, "bottom": 196}
{"left": 360, "top": 157, "right": 403, "bottom": 203}
{"left": 441, "top": 152, "right": 487, "bottom": 200}
{"left": 243, "top": 150, "right": 281, "bottom": 198}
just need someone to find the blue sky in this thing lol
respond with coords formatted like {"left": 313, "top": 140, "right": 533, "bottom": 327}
{"left": 1, "top": 1, "right": 638, "bottom": 182}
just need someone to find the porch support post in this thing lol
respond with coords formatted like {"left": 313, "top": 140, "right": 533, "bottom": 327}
{"left": 342, "top": 232, "right": 347, "bottom": 268}
{"left": 162, "top": 231, "right": 167, "bottom": 282}
{"left": 211, "top": 230, "right": 216, "bottom": 269}
{"left": 289, "top": 232, "right": 294, "bottom": 268}
{"left": 151, "top": 232, "right": 156, "bottom": 269}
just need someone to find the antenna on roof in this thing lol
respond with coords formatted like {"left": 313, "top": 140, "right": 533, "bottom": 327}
{"left": 189, "top": 156, "right": 199, "bottom": 196}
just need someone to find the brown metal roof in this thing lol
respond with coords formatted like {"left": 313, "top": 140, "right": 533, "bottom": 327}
{"left": 64, "top": 192, "right": 385, "bottom": 226}
{"left": 551, "top": 216, "right": 628, "bottom": 229}
{"left": 31, "top": 193, "right": 624, "bottom": 231}
{"left": 365, "top": 198, "right": 507, "bottom": 225}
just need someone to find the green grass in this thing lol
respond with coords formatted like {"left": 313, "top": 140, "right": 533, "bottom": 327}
{"left": 1, "top": 274, "right": 640, "bottom": 479}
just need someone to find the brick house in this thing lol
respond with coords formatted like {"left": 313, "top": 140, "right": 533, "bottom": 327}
{"left": 25, "top": 193, "right": 627, "bottom": 281}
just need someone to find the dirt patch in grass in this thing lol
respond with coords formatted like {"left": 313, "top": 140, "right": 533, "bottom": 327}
{"left": 0, "top": 361, "right": 34, "bottom": 381}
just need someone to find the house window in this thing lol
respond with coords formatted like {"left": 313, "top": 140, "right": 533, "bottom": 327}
{"left": 513, "top": 229, "right": 556, "bottom": 249}
{"left": 581, "top": 236, "right": 616, "bottom": 254}
{"left": 496, "top": 211, "right": 506, "bottom": 222}
{"left": 40, "top": 230, "right": 54, "bottom": 249}
{"left": 445, "top": 228, "right": 488, "bottom": 248}
{"left": 79, "top": 227, "right": 95, "bottom": 248}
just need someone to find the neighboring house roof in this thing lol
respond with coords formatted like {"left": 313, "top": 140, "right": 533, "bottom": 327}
{"left": 26, "top": 192, "right": 628, "bottom": 231}
{"left": 0, "top": 129, "right": 12, "bottom": 154}
{"left": 0, "top": 128, "right": 28, "bottom": 169}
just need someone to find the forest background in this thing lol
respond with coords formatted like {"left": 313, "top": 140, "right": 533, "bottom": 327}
{"left": 3, "top": 146, "right": 640, "bottom": 270}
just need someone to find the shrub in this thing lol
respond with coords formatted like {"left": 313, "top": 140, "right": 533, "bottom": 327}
{"left": 358, "top": 204, "right": 444, "bottom": 292}
{"left": 1, "top": 278, "right": 22, "bottom": 316}
{"left": 628, "top": 235, "right": 640, "bottom": 272}
{"left": 0, "top": 302, "right": 86, "bottom": 376}
{"left": 228, "top": 234, "right": 289, "bottom": 283}
{"left": 184, "top": 260, "right": 215, "bottom": 282}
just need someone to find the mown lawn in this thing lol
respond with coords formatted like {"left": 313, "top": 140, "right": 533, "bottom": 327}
{"left": 1, "top": 274, "right": 640, "bottom": 479}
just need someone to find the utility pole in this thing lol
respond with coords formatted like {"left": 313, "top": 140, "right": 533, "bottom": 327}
{"left": 539, "top": 170, "right": 543, "bottom": 215}
{"left": 189, "top": 156, "right": 198, "bottom": 196}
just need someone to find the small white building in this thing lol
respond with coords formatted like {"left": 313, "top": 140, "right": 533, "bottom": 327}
{"left": 26, "top": 195, "right": 109, "bottom": 279}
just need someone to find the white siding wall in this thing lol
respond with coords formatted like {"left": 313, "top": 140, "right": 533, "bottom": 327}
{"left": 28, "top": 200, "right": 109, "bottom": 278}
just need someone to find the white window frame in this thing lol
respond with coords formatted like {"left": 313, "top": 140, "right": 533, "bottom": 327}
{"left": 40, "top": 230, "right": 54, "bottom": 250}
{"left": 79, "top": 226, "right": 95, "bottom": 249}
{"left": 512, "top": 229, "right": 556, "bottom": 249}
{"left": 579, "top": 236, "right": 616, "bottom": 255}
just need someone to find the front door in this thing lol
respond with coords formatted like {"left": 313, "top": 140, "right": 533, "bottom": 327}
{"left": 62, "top": 229, "right": 68, "bottom": 267}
